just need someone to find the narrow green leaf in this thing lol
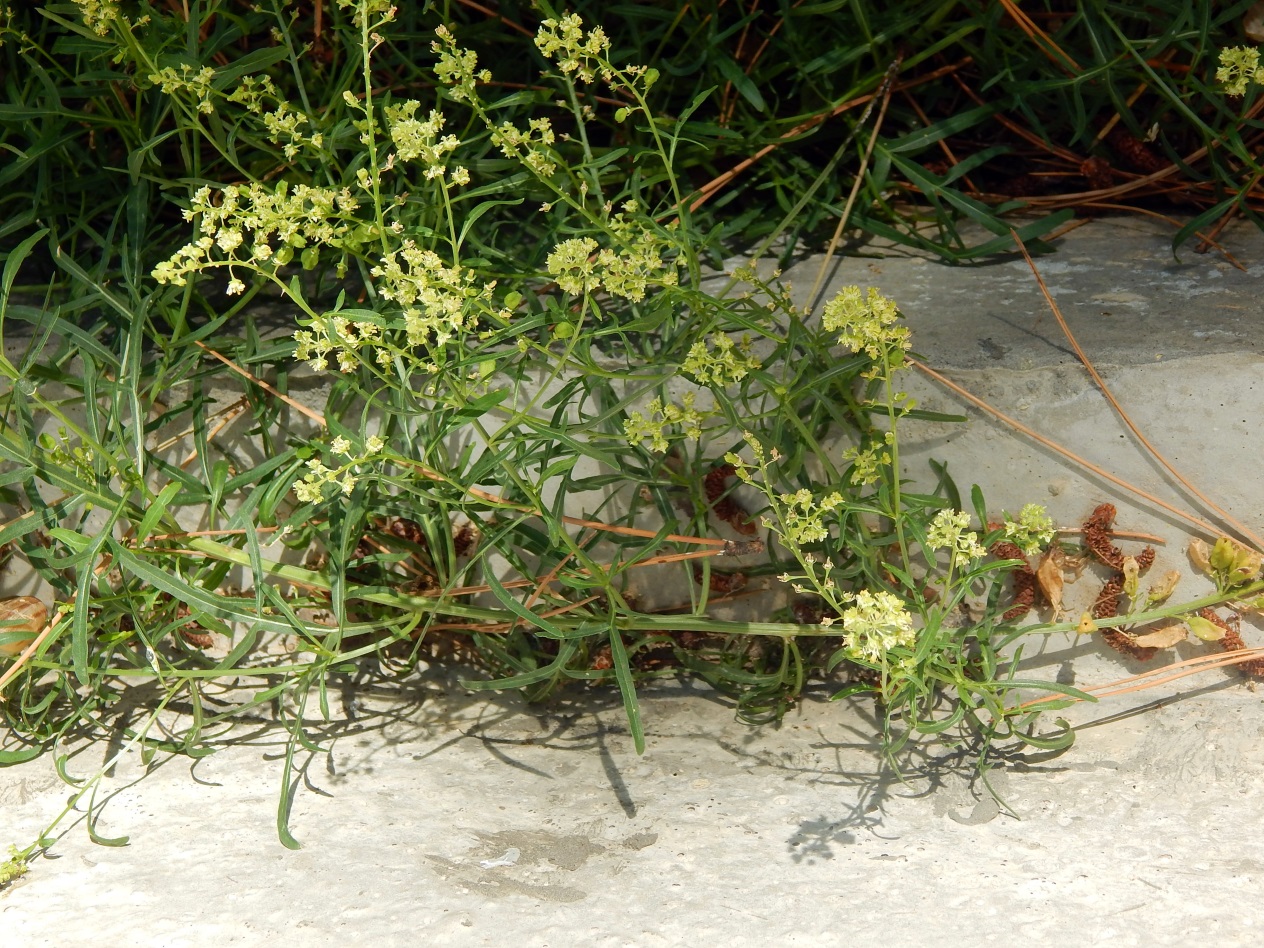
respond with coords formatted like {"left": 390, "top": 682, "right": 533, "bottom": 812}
{"left": 608, "top": 627, "right": 645, "bottom": 755}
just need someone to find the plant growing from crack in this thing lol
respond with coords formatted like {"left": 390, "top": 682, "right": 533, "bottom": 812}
{"left": 3, "top": 0, "right": 1264, "bottom": 884}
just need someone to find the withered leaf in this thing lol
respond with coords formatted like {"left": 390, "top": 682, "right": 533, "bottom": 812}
{"left": 1146, "top": 569, "right": 1180, "bottom": 605}
{"left": 0, "top": 596, "right": 47, "bottom": 657}
{"left": 1188, "top": 538, "right": 1211, "bottom": 574}
{"left": 1035, "top": 549, "right": 1065, "bottom": 614}
{"left": 1130, "top": 624, "right": 1188, "bottom": 649}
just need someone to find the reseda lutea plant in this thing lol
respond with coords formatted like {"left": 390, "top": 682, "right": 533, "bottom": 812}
{"left": 144, "top": 3, "right": 1062, "bottom": 744}
{"left": 1, "top": 1, "right": 1075, "bottom": 869}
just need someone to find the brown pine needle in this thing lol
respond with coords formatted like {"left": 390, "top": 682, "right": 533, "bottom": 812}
{"left": 807, "top": 58, "right": 901, "bottom": 310}
{"left": 1018, "top": 646, "right": 1264, "bottom": 711}
{"left": 997, "top": 0, "right": 1081, "bottom": 73}
{"left": 1011, "top": 230, "right": 1264, "bottom": 552}
{"left": 195, "top": 340, "right": 326, "bottom": 427}
{"left": 687, "top": 58, "right": 967, "bottom": 213}
{"left": 1076, "top": 203, "right": 1244, "bottom": 270}
{"left": 909, "top": 357, "right": 1220, "bottom": 539}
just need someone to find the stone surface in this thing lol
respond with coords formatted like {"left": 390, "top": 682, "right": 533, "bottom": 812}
{"left": 3, "top": 216, "right": 1264, "bottom": 945}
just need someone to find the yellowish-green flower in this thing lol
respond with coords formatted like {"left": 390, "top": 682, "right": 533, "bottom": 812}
{"left": 432, "top": 25, "right": 492, "bottom": 102}
{"left": 385, "top": 101, "right": 460, "bottom": 179}
{"left": 683, "top": 334, "right": 761, "bottom": 387}
{"left": 534, "top": 13, "right": 611, "bottom": 83}
{"left": 926, "top": 509, "right": 986, "bottom": 567}
{"left": 775, "top": 488, "right": 844, "bottom": 546}
{"left": 843, "top": 590, "right": 916, "bottom": 664}
{"left": 624, "top": 394, "right": 705, "bottom": 453}
{"left": 260, "top": 101, "right": 323, "bottom": 159}
{"left": 1217, "top": 46, "right": 1264, "bottom": 97}
{"left": 0, "top": 844, "right": 28, "bottom": 885}
{"left": 336, "top": 0, "right": 395, "bottom": 29}
{"left": 73, "top": 0, "right": 119, "bottom": 36}
{"left": 149, "top": 63, "right": 217, "bottom": 114}
{"left": 822, "top": 286, "right": 910, "bottom": 362}
{"left": 1003, "top": 503, "right": 1055, "bottom": 555}
{"left": 152, "top": 181, "right": 361, "bottom": 290}
{"left": 371, "top": 241, "right": 489, "bottom": 349}
{"left": 547, "top": 237, "right": 599, "bottom": 295}
{"left": 842, "top": 431, "right": 894, "bottom": 487}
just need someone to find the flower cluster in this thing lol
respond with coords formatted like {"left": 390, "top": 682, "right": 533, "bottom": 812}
{"left": 261, "top": 101, "right": 324, "bottom": 159}
{"left": 73, "top": 0, "right": 119, "bottom": 35}
{"left": 1217, "top": 46, "right": 1264, "bottom": 97}
{"left": 39, "top": 425, "right": 141, "bottom": 491}
{"left": 226, "top": 75, "right": 277, "bottom": 112}
{"left": 293, "top": 434, "right": 385, "bottom": 504}
{"left": 842, "top": 431, "right": 894, "bottom": 487}
{"left": 533, "top": 13, "right": 611, "bottom": 84}
{"left": 1189, "top": 536, "right": 1264, "bottom": 592}
{"left": 492, "top": 117, "right": 557, "bottom": 177}
{"left": 371, "top": 240, "right": 492, "bottom": 350}
{"left": 152, "top": 183, "right": 361, "bottom": 292}
{"left": 623, "top": 394, "right": 704, "bottom": 453}
{"left": 773, "top": 488, "right": 845, "bottom": 547}
{"left": 599, "top": 203, "right": 679, "bottom": 301}
{"left": 432, "top": 25, "right": 491, "bottom": 102}
{"left": 38, "top": 426, "right": 97, "bottom": 484}
{"left": 150, "top": 64, "right": 217, "bottom": 114}
{"left": 227, "top": 76, "right": 323, "bottom": 157}
{"left": 1002, "top": 503, "right": 1055, "bottom": 555}
{"left": 336, "top": 0, "right": 396, "bottom": 30}
{"left": 385, "top": 101, "right": 465, "bottom": 182}
{"left": 842, "top": 590, "right": 916, "bottom": 664}
{"left": 683, "top": 333, "right": 761, "bottom": 387}
{"left": 294, "top": 314, "right": 384, "bottom": 372}
{"left": 545, "top": 209, "right": 679, "bottom": 302}
{"left": 822, "top": 286, "right": 911, "bottom": 363}
{"left": 0, "top": 844, "right": 28, "bottom": 885}
{"left": 546, "top": 237, "right": 599, "bottom": 295}
{"left": 724, "top": 431, "right": 765, "bottom": 478}
{"left": 925, "top": 509, "right": 986, "bottom": 568}
{"left": 0, "top": 6, "right": 30, "bottom": 51}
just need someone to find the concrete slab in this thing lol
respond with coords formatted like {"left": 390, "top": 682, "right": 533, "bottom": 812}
{"left": 4, "top": 216, "right": 1264, "bottom": 945}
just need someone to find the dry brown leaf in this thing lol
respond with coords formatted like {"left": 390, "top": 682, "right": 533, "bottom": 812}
{"left": 1146, "top": 569, "right": 1180, "bottom": 604}
{"left": 1130, "top": 624, "right": 1188, "bottom": 649}
{"left": 1035, "top": 549, "right": 1065, "bottom": 614}
{"left": 1188, "top": 538, "right": 1211, "bottom": 574}
{"left": 0, "top": 596, "right": 47, "bottom": 658}
{"left": 1246, "top": 0, "right": 1264, "bottom": 41}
